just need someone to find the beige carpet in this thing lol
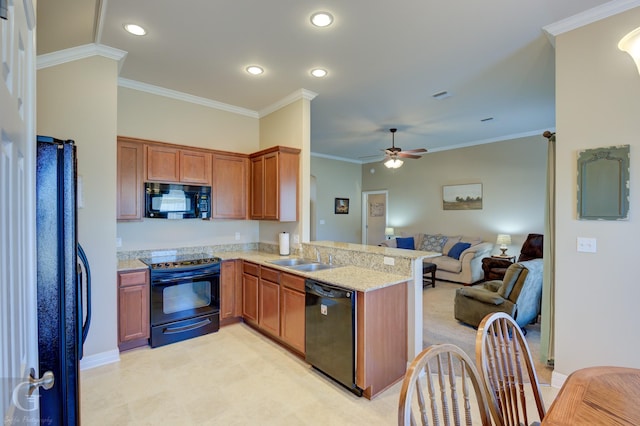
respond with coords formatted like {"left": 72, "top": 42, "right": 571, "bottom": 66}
{"left": 423, "top": 281, "right": 553, "bottom": 384}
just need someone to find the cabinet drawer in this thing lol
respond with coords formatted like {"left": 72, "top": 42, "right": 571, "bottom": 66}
{"left": 281, "top": 272, "right": 305, "bottom": 293}
{"left": 243, "top": 261, "right": 260, "bottom": 276}
{"left": 118, "top": 270, "right": 148, "bottom": 287}
{"left": 260, "top": 266, "right": 280, "bottom": 283}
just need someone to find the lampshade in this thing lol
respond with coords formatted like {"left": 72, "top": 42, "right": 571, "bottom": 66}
{"left": 619, "top": 27, "right": 640, "bottom": 75}
{"left": 384, "top": 227, "right": 395, "bottom": 236}
{"left": 496, "top": 234, "right": 511, "bottom": 246}
{"left": 384, "top": 158, "right": 403, "bottom": 169}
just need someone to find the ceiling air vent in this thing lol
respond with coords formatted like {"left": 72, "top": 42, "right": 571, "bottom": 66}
{"left": 432, "top": 90, "right": 451, "bottom": 100}
{"left": 480, "top": 117, "right": 494, "bottom": 122}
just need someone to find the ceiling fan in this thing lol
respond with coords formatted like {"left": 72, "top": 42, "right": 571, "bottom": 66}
{"left": 382, "top": 128, "right": 427, "bottom": 168}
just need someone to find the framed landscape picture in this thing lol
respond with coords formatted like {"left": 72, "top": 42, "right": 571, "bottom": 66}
{"left": 442, "top": 183, "right": 482, "bottom": 210}
{"left": 335, "top": 198, "right": 349, "bottom": 214}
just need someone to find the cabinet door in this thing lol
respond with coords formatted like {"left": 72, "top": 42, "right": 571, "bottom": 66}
{"left": 259, "top": 279, "right": 280, "bottom": 336}
{"left": 212, "top": 154, "right": 248, "bottom": 219}
{"left": 118, "top": 284, "right": 149, "bottom": 343}
{"left": 117, "top": 140, "right": 144, "bottom": 221}
{"left": 146, "top": 145, "right": 180, "bottom": 182}
{"left": 262, "top": 152, "right": 279, "bottom": 220}
{"left": 250, "top": 156, "right": 264, "bottom": 219}
{"left": 220, "top": 261, "right": 236, "bottom": 320}
{"left": 281, "top": 286, "right": 305, "bottom": 354}
{"left": 180, "top": 149, "right": 212, "bottom": 185}
{"left": 242, "top": 272, "right": 259, "bottom": 325}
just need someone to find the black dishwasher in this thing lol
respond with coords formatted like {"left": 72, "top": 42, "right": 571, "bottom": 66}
{"left": 305, "top": 279, "right": 362, "bottom": 396}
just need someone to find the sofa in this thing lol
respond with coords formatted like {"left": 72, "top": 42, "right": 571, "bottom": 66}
{"left": 453, "top": 259, "right": 543, "bottom": 329}
{"left": 380, "top": 233, "right": 493, "bottom": 284}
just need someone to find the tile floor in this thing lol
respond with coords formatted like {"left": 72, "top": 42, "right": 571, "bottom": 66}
{"left": 81, "top": 323, "right": 559, "bottom": 425}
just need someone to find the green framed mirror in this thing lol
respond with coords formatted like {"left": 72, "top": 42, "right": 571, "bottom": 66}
{"left": 577, "top": 145, "right": 630, "bottom": 220}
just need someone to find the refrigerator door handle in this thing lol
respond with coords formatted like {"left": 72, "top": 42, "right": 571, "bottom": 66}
{"left": 77, "top": 244, "right": 91, "bottom": 355}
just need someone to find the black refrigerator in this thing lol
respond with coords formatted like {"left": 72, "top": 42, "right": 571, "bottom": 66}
{"left": 36, "top": 136, "right": 91, "bottom": 425}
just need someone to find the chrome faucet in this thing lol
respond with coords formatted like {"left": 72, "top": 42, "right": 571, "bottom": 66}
{"left": 315, "top": 248, "right": 321, "bottom": 263}
{"left": 328, "top": 254, "right": 333, "bottom": 265}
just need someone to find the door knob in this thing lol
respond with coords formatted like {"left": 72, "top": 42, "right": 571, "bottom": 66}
{"left": 28, "top": 368, "right": 54, "bottom": 396}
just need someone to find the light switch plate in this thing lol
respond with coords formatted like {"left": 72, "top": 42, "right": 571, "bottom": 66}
{"left": 577, "top": 237, "right": 597, "bottom": 253}
{"left": 383, "top": 256, "right": 395, "bottom": 266}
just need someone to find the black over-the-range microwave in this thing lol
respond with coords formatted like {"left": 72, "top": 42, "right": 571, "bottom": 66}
{"left": 144, "top": 182, "right": 211, "bottom": 219}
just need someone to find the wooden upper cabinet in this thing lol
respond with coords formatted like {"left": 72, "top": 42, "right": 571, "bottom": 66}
{"left": 145, "top": 144, "right": 212, "bottom": 185}
{"left": 146, "top": 145, "right": 180, "bottom": 182}
{"left": 250, "top": 146, "right": 300, "bottom": 221}
{"left": 212, "top": 153, "right": 248, "bottom": 219}
{"left": 180, "top": 149, "right": 212, "bottom": 185}
{"left": 117, "top": 138, "right": 144, "bottom": 221}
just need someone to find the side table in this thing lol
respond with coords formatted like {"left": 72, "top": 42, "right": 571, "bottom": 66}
{"left": 491, "top": 255, "right": 516, "bottom": 262}
{"left": 422, "top": 262, "right": 437, "bottom": 288}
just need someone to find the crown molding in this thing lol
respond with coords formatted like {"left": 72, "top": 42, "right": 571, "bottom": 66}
{"left": 118, "top": 78, "right": 259, "bottom": 118}
{"left": 543, "top": 0, "right": 640, "bottom": 46}
{"left": 259, "top": 88, "right": 318, "bottom": 117}
{"left": 36, "top": 43, "right": 127, "bottom": 71}
{"left": 311, "top": 151, "right": 363, "bottom": 164}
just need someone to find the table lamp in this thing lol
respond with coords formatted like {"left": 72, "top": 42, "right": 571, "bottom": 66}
{"left": 496, "top": 234, "right": 511, "bottom": 256}
{"left": 384, "top": 227, "right": 395, "bottom": 240}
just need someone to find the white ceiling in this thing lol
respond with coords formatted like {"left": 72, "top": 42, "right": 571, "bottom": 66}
{"left": 37, "top": 0, "right": 619, "bottom": 162}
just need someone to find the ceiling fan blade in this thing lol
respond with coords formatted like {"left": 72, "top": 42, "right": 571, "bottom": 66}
{"left": 397, "top": 153, "right": 422, "bottom": 159}
{"left": 402, "top": 148, "right": 428, "bottom": 154}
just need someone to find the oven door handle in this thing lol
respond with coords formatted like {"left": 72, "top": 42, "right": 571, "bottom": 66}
{"left": 163, "top": 318, "right": 212, "bottom": 334}
{"left": 152, "top": 271, "right": 217, "bottom": 283}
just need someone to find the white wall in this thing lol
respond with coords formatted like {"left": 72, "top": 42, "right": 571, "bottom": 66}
{"left": 37, "top": 56, "right": 119, "bottom": 357}
{"left": 361, "top": 136, "right": 547, "bottom": 251}
{"left": 554, "top": 6, "right": 640, "bottom": 376}
{"left": 310, "top": 156, "right": 363, "bottom": 243}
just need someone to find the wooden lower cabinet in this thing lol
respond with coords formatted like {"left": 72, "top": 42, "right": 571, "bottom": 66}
{"left": 356, "top": 281, "right": 408, "bottom": 399}
{"left": 242, "top": 266, "right": 259, "bottom": 326}
{"left": 117, "top": 269, "right": 150, "bottom": 351}
{"left": 258, "top": 266, "right": 280, "bottom": 336}
{"left": 280, "top": 273, "right": 305, "bottom": 354}
{"left": 220, "top": 260, "right": 242, "bottom": 325}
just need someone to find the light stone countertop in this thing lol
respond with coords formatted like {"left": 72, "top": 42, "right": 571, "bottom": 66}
{"left": 117, "top": 250, "right": 412, "bottom": 293}
{"left": 117, "top": 258, "right": 148, "bottom": 271}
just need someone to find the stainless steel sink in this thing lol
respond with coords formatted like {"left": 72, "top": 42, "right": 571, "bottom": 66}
{"left": 290, "top": 262, "right": 336, "bottom": 272}
{"left": 268, "top": 258, "right": 315, "bottom": 267}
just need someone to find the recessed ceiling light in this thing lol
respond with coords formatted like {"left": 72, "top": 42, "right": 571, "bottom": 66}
{"left": 310, "top": 12, "right": 333, "bottom": 27}
{"left": 310, "top": 68, "right": 328, "bottom": 78}
{"left": 123, "top": 24, "right": 146, "bottom": 36}
{"left": 246, "top": 65, "right": 264, "bottom": 75}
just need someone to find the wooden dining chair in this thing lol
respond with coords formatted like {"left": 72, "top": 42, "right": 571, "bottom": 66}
{"left": 475, "top": 312, "right": 546, "bottom": 426}
{"left": 398, "top": 343, "right": 493, "bottom": 426}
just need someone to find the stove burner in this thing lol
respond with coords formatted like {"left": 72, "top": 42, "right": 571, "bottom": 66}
{"left": 140, "top": 253, "right": 222, "bottom": 270}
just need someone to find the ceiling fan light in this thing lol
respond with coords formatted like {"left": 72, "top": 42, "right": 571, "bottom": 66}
{"left": 384, "top": 158, "right": 403, "bottom": 169}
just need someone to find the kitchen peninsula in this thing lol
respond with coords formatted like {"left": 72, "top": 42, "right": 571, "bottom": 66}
{"left": 117, "top": 241, "right": 436, "bottom": 399}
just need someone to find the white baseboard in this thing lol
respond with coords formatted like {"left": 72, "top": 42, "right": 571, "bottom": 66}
{"left": 551, "top": 370, "right": 568, "bottom": 388}
{"left": 80, "top": 349, "right": 120, "bottom": 370}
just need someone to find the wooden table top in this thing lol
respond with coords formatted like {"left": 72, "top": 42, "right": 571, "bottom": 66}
{"left": 542, "top": 366, "right": 640, "bottom": 425}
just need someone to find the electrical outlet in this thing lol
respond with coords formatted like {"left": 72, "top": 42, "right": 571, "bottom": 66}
{"left": 292, "top": 234, "right": 300, "bottom": 244}
{"left": 577, "top": 237, "right": 597, "bottom": 253}
{"left": 235, "top": 232, "right": 240, "bottom": 241}
{"left": 383, "top": 256, "right": 395, "bottom": 266}
{"left": 115, "top": 237, "right": 122, "bottom": 248}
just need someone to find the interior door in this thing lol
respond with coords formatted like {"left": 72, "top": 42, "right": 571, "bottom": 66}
{"left": 0, "top": 0, "right": 38, "bottom": 422}
{"left": 361, "top": 191, "right": 388, "bottom": 245}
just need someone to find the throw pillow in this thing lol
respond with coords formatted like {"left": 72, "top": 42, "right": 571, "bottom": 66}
{"left": 396, "top": 236, "right": 415, "bottom": 249}
{"left": 448, "top": 242, "right": 471, "bottom": 260}
{"left": 419, "top": 234, "right": 446, "bottom": 253}
{"left": 442, "top": 236, "right": 461, "bottom": 255}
